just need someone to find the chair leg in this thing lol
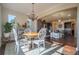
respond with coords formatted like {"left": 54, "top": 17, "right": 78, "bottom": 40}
{"left": 27, "top": 42, "right": 30, "bottom": 51}
{"left": 17, "top": 48, "right": 19, "bottom": 55}
{"left": 38, "top": 44, "right": 40, "bottom": 54}
{"left": 43, "top": 41, "right": 45, "bottom": 48}
{"left": 32, "top": 43, "right": 34, "bottom": 49}
{"left": 16, "top": 45, "right": 19, "bottom": 55}
{"left": 15, "top": 45, "right": 18, "bottom": 55}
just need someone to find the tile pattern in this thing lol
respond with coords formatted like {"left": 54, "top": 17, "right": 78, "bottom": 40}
{"left": 4, "top": 42, "right": 16, "bottom": 55}
{"left": 4, "top": 41, "right": 64, "bottom": 55}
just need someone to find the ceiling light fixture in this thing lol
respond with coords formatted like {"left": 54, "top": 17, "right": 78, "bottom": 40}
{"left": 28, "top": 3, "right": 38, "bottom": 21}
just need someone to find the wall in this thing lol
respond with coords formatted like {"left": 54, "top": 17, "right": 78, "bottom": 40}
{"left": 2, "top": 7, "right": 28, "bottom": 25}
{"left": 77, "top": 4, "right": 79, "bottom": 51}
{"left": 0, "top": 6, "right": 1, "bottom": 47}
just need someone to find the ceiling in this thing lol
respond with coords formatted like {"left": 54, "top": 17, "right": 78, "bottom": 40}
{"left": 42, "top": 7, "right": 77, "bottom": 22}
{"left": 2, "top": 3, "right": 64, "bottom": 16}
{"left": 1, "top": 3, "right": 77, "bottom": 22}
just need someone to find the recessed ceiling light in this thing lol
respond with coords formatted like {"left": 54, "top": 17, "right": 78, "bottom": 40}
{"left": 68, "top": 14, "right": 71, "bottom": 17}
{"left": 58, "top": 20, "right": 61, "bottom": 22}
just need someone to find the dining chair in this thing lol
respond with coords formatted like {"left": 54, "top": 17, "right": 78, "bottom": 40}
{"left": 12, "top": 27, "right": 31, "bottom": 54}
{"left": 17, "top": 28, "right": 24, "bottom": 39}
{"left": 24, "top": 28, "right": 32, "bottom": 40}
{"left": 32, "top": 28, "right": 46, "bottom": 53}
{"left": 20, "top": 28, "right": 32, "bottom": 53}
{"left": 23, "top": 28, "right": 32, "bottom": 45}
{"left": 12, "top": 28, "right": 20, "bottom": 54}
{"left": 24, "top": 28, "right": 31, "bottom": 33}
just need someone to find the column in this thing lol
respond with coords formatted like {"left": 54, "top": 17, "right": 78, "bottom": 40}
{"left": 0, "top": 5, "right": 2, "bottom": 47}
{"left": 77, "top": 4, "right": 79, "bottom": 52}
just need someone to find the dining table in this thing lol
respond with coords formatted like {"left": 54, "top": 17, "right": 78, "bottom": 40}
{"left": 23, "top": 32, "right": 39, "bottom": 49}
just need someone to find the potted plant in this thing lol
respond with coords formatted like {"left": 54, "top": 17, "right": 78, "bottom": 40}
{"left": 4, "top": 22, "right": 12, "bottom": 38}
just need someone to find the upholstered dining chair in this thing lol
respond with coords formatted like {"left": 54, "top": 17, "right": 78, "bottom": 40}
{"left": 12, "top": 27, "right": 31, "bottom": 55}
{"left": 20, "top": 28, "right": 32, "bottom": 53}
{"left": 12, "top": 28, "right": 20, "bottom": 54}
{"left": 24, "top": 28, "right": 31, "bottom": 33}
{"left": 23, "top": 28, "right": 32, "bottom": 40}
{"left": 32, "top": 28, "right": 46, "bottom": 53}
{"left": 23, "top": 28, "right": 32, "bottom": 45}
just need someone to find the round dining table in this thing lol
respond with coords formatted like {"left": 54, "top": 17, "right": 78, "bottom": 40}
{"left": 23, "top": 32, "right": 39, "bottom": 39}
{"left": 23, "top": 32, "right": 39, "bottom": 49}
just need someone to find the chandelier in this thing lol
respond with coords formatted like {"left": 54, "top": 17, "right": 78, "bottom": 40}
{"left": 28, "top": 3, "right": 38, "bottom": 21}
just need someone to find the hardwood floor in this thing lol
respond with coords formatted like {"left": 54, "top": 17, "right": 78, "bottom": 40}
{"left": 46, "top": 35, "right": 76, "bottom": 47}
{"left": 0, "top": 43, "right": 6, "bottom": 55}
{"left": 0, "top": 37, "right": 15, "bottom": 55}
{"left": 0, "top": 34, "right": 77, "bottom": 55}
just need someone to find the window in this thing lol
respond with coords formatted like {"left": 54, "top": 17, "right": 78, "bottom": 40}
{"left": 8, "top": 15, "right": 16, "bottom": 23}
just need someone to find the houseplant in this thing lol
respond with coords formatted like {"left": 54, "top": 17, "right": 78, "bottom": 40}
{"left": 4, "top": 22, "right": 12, "bottom": 38}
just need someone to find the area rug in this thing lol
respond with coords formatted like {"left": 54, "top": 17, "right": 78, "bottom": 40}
{"left": 20, "top": 41, "right": 64, "bottom": 55}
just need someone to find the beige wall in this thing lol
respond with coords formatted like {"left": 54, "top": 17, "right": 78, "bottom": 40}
{"left": 2, "top": 7, "right": 28, "bottom": 25}
{"left": 77, "top": 4, "right": 79, "bottom": 51}
{"left": 0, "top": 5, "right": 2, "bottom": 47}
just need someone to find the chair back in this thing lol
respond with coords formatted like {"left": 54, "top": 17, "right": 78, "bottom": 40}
{"left": 38, "top": 28, "right": 46, "bottom": 40}
{"left": 12, "top": 28, "right": 19, "bottom": 46}
{"left": 24, "top": 28, "right": 31, "bottom": 33}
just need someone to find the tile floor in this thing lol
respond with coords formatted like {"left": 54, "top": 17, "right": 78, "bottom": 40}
{"left": 4, "top": 42, "right": 16, "bottom": 55}
{"left": 4, "top": 41, "right": 64, "bottom": 55}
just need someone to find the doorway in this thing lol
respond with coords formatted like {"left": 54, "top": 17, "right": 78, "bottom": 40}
{"left": 64, "top": 22, "right": 76, "bottom": 47}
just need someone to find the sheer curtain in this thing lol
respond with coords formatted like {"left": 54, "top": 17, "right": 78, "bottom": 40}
{"left": 33, "top": 20, "right": 37, "bottom": 32}
{"left": 26, "top": 19, "right": 37, "bottom": 32}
